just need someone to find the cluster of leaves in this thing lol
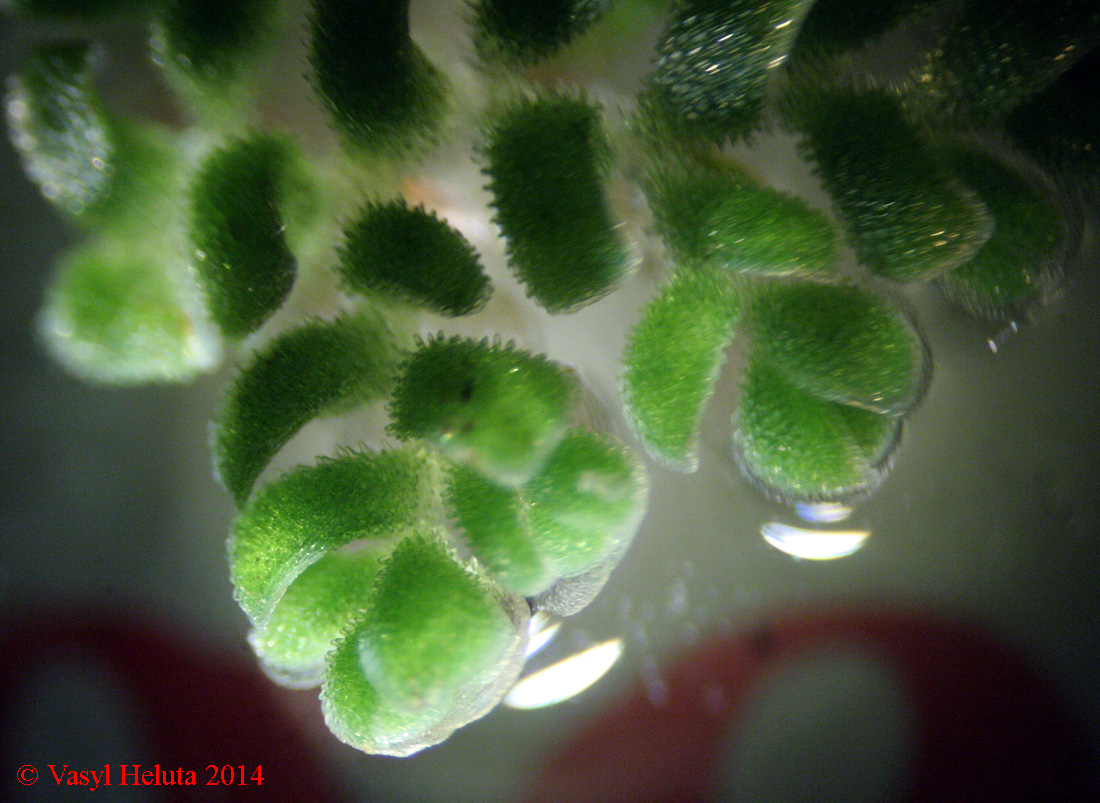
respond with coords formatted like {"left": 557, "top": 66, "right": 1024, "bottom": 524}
{"left": 5, "top": 0, "right": 649, "bottom": 754}
{"left": 621, "top": 0, "right": 1091, "bottom": 503}
{"left": 623, "top": 148, "right": 931, "bottom": 503}
{"left": 223, "top": 330, "right": 645, "bottom": 755}
{"left": 6, "top": 0, "right": 1098, "bottom": 753}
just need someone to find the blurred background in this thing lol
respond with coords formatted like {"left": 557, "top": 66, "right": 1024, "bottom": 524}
{"left": 3, "top": 5, "right": 1100, "bottom": 801}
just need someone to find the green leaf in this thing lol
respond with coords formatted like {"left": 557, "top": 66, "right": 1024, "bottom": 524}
{"left": 338, "top": 200, "right": 490, "bottom": 316}
{"left": 321, "top": 616, "right": 444, "bottom": 756}
{"left": 445, "top": 465, "right": 555, "bottom": 597}
{"left": 354, "top": 534, "right": 522, "bottom": 718}
{"left": 938, "top": 145, "right": 1067, "bottom": 320}
{"left": 388, "top": 336, "right": 576, "bottom": 486}
{"left": 7, "top": 41, "right": 119, "bottom": 220}
{"left": 645, "top": 0, "right": 814, "bottom": 142}
{"left": 309, "top": 0, "right": 448, "bottom": 154}
{"left": 646, "top": 154, "right": 839, "bottom": 278}
{"left": 7, "top": 41, "right": 185, "bottom": 228}
{"left": 525, "top": 430, "right": 647, "bottom": 578}
{"left": 38, "top": 238, "right": 218, "bottom": 384}
{"left": 248, "top": 549, "right": 386, "bottom": 687}
{"left": 734, "top": 357, "right": 901, "bottom": 503}
{"left": 446, "top": 431, "right": 647, "bottom": 594}
{"left": 792, "top": 88, "right": 992, "bottom": 281}
{"left": 229, "top": 447, "right": 429, "bottom": 626}
{"left": 322, "top": 575, "right": 524, "bottom": 757}
{"left": 213, "top": 312, "right": 399, "bottom": 504}
{"left": 622, "top": 270, "right": 741, "bottom": 470}
{"left": 190, "top": 133, "right": 300, "bottom": 338}
{"left": 483, "top": 94, "right": 630, "bottom": 313}
{"left": 471, "top": 0, "right": 612, "bottom": 65}
{"left": 749, "top": 282, "right": 929, "bottom": 416}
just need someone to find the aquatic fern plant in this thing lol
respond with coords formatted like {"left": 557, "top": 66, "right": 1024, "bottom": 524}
{"left": 5, "top": 0, "right": 1095, "bottom": 753}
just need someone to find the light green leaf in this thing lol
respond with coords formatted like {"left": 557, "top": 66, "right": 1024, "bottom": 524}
{"left": 229, "top": 447, "right": 429, "bottom": 626}
{"left": 622, "top": 270, "right": 741, "bottom": 470}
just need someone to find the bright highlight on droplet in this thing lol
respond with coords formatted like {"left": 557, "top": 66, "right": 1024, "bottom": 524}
{"left": 795, "top": 502, "right": 853, "bottom": 524}
{"left": 524, "top": 611, "right": 562, "bottom": 659}
{"left": 762, "top": 522, "right": 870, "bottom": 560}
{"left": 504, "top": 638, "right": 623, "bottom": 710}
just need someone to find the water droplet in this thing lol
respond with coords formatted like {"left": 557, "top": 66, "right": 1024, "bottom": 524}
{"left": 761, "top": 522, "right": 870, "bottom": 560}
